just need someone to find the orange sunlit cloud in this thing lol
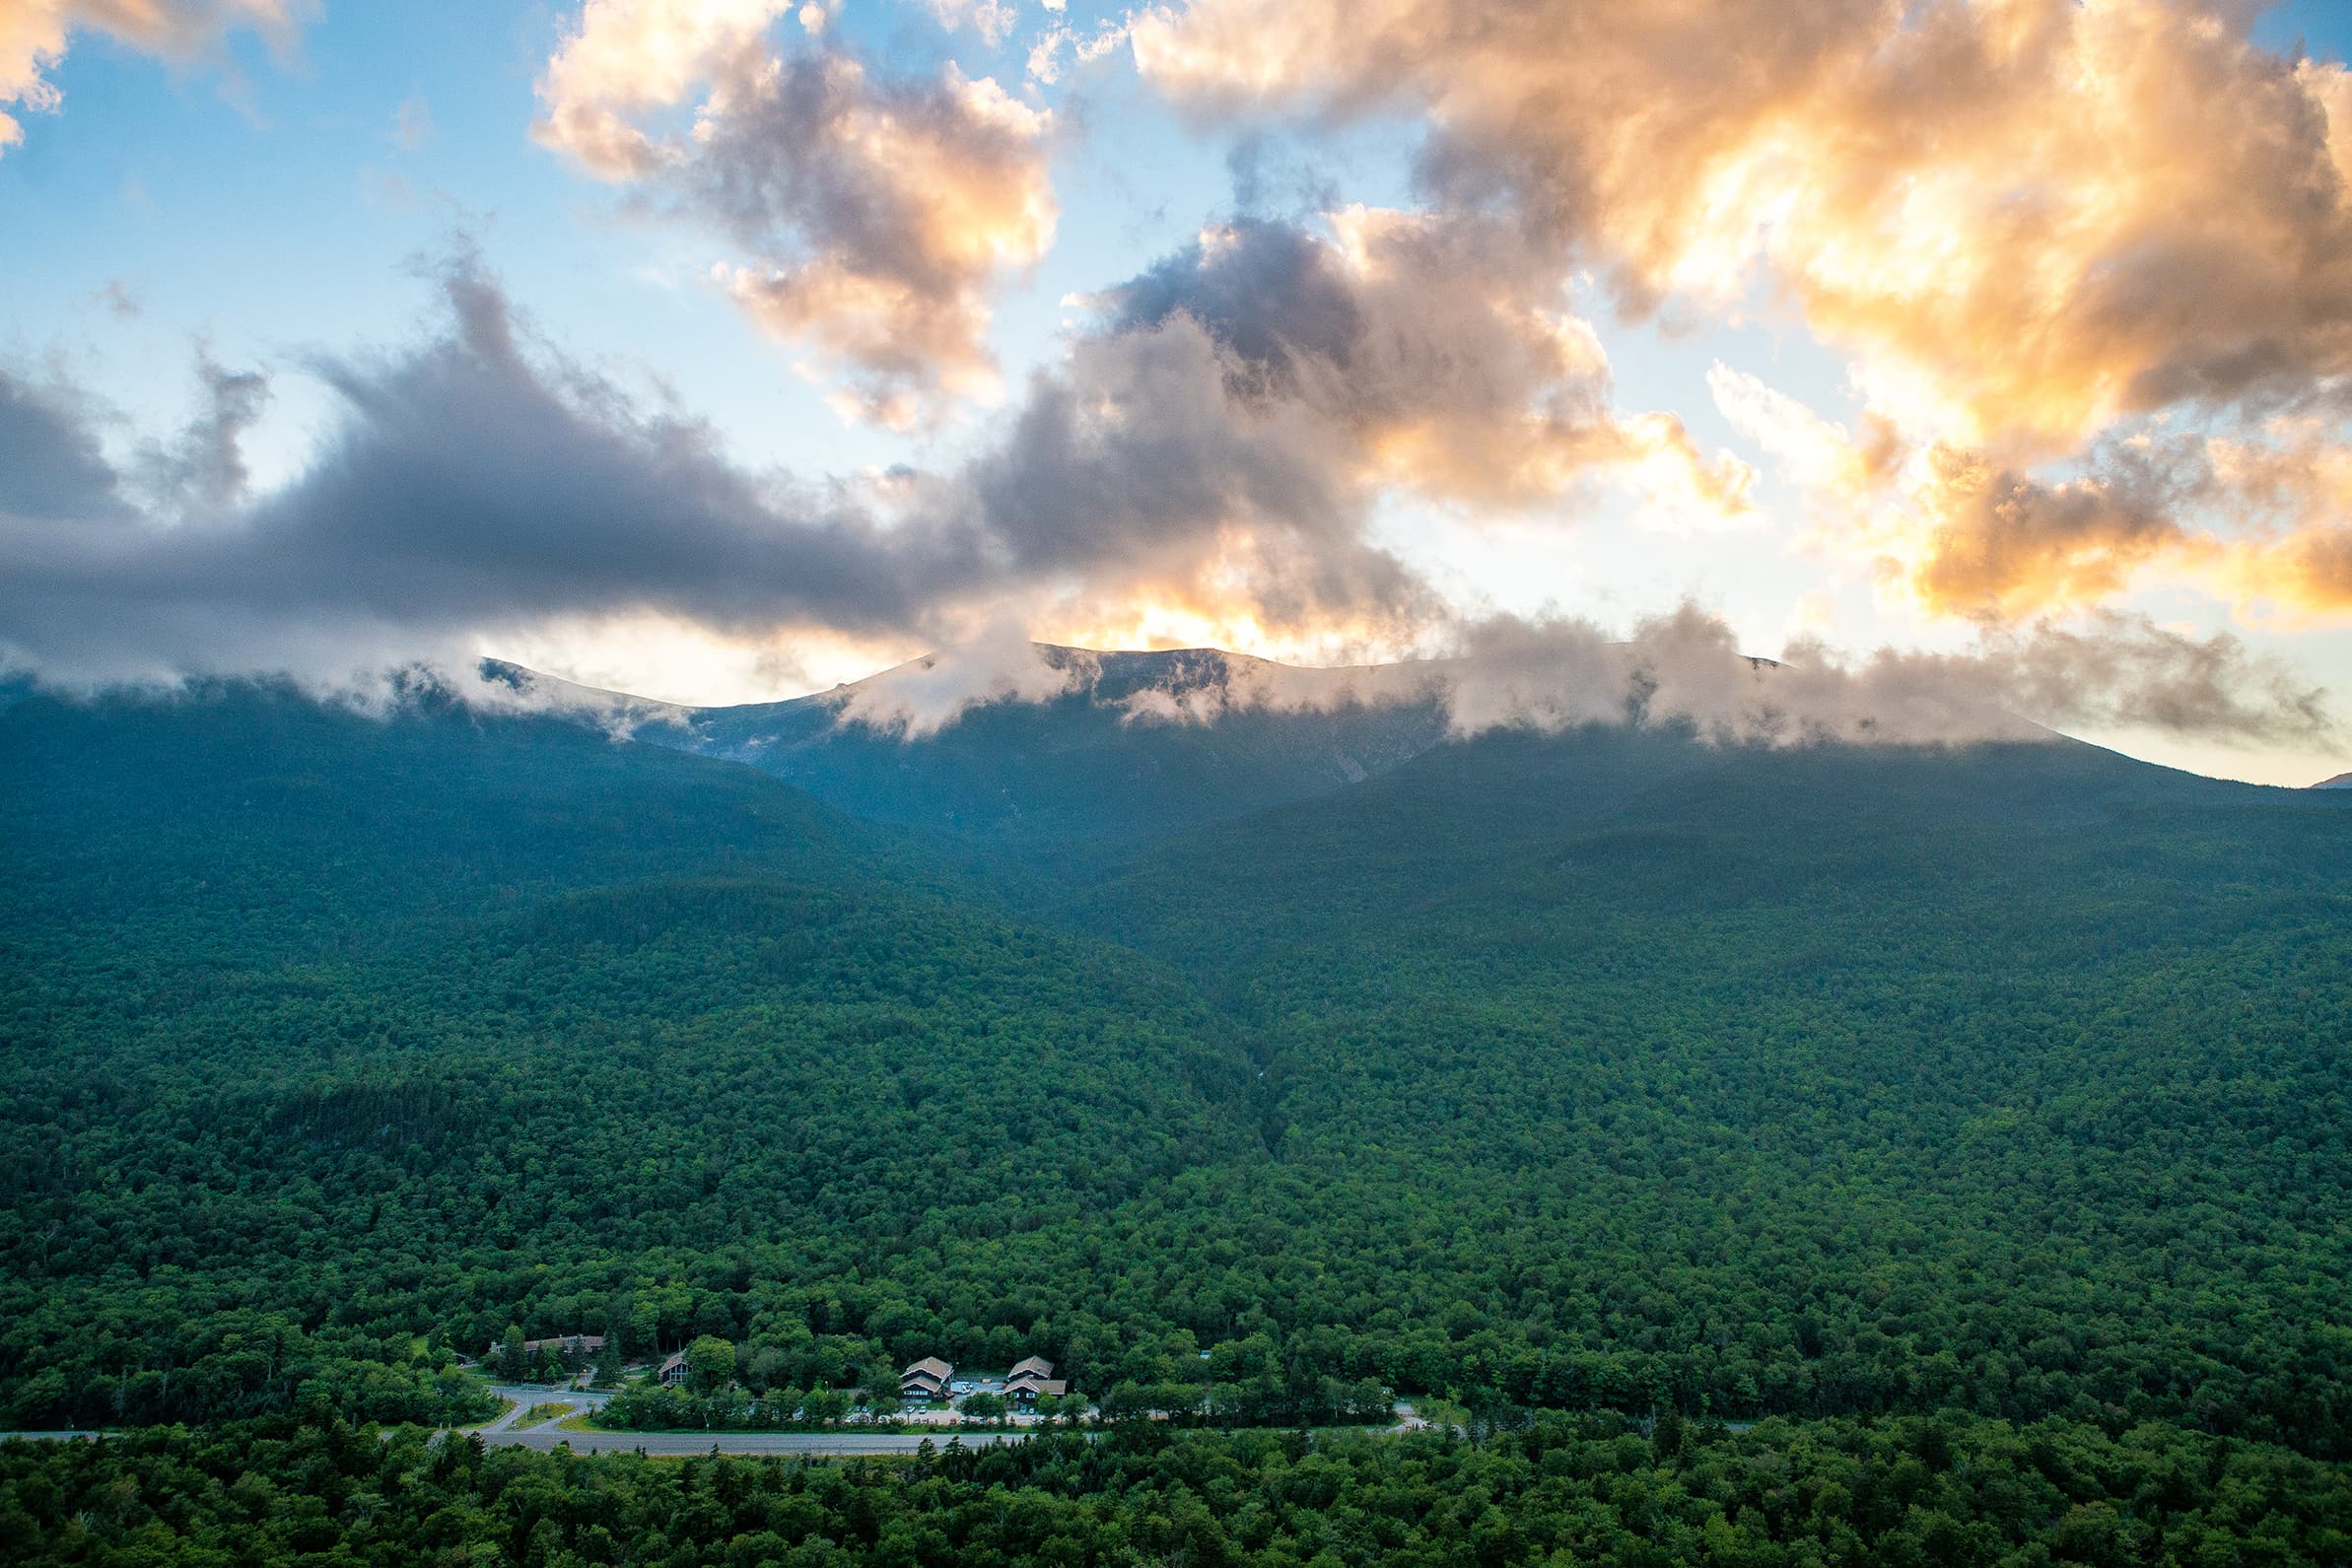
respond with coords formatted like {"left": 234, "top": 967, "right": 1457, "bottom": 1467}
{"left": 1137, "top": 0, "right": 2352, "bottom": 629}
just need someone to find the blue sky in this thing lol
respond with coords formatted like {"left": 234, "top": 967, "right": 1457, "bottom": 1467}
{"left": 5, "top": 0, "right": 2351, "bottom": 784}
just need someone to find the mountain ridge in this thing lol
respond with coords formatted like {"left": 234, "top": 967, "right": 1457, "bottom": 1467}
{"left": 479, "top": 643, "right": 2340, "bottom": 846}
{"left": 483, "top": 644, "right": 1458, "bottom": 842}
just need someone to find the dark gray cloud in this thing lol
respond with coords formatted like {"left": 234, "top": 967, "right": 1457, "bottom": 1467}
{"left": 1100, "top": 218, "right": 1365, "bottom": 394}
{"left": 0, "top": 374, "right": 124, "bottom": 521}
{"left": 135, "top": 352, "right": 272, "bottom": 512}
{"left": 0, "top": 244, "right": 1435, "bottom": 683}
{"left": 955, "top": 317, "right": 1428, "bottom": 629}
{"left": 1082, "top": 208, "right": 1749, "bottom": 520}
{"left": 0, "top": 256, "right": 982, "bottom": 682}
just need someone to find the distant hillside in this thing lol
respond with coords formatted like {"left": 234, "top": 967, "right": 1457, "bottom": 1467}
{"left": 0, "top": 675, "right": 869, "bottom": 961}
{"left": 489, "top": 646, "right": 1453, "bottom": 842}
{"left": 2317, "top": 771, "right": 2352, "bottom": 788}
{"left": 490, "top": 643, "right": 2348, "bottom": 853}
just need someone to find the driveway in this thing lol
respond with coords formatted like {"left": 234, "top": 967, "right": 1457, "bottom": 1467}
{"left": 477, "top": 1383, "right": 616, "bottom": 1434}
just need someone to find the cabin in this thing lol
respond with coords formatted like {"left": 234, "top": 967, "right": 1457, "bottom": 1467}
{"left": 657, "top": 1350, "right": 689, "bottom": 1388}
{"left": 487, "top": 1333, "right": 606, "bottom": 1360}
{"left": 900, "top": 1356, "right": 954, "bottom": 1401}
{"left": 1004, "top": 1356, "right": 1066, "bottom": 1407}
{"left": 1003, "top": 1378, "right": 1068, "bottom": 1408}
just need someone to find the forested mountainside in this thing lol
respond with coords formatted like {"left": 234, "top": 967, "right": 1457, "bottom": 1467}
{"left": 1060, "top": 727, "right": 2352, "bottom": 1452}
{"left": 489, "top": 648, "right": 1453, "bottom": 843}
{"left": 2, "top": 671, "right": 2349, "bottom": 1558}
{"left": 0, "top": 684, "right": 1255, "bottom": 1429}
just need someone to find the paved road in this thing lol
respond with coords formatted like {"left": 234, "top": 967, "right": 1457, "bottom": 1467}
{"left": 0, "top": 1427, "right": 1025, "bottom": 1458}
{"left": 481, "top": 1429, "right": 1027, "bottom": 1456}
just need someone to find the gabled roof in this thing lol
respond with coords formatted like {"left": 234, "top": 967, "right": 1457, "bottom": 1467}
{"left": 657, "top": 1350, "right": 687, "bottom": 1372}
{"left": 1007, "top": 1379, "right": 1068, "bottom": 1398}
{"left": 1007, "top": 1355, "right": 1055, "bottom": 1380}
{"left": 902, "top": 1356, "right": 954, "bottom": 1380}
{"left": 490, "top": 1333, "right": 606, "bottom": 1355}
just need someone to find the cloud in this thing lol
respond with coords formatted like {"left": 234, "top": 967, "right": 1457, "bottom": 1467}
{"left": 0, "top": 254, "right": 974, "bottom": 685}
{"left": 1086, "top": 210, "right": 1752, "bottom": 523}
{"left": 135, "top": 351, "right": 272, "bottom": 512}
{"left": 0, "top": 247, "right": 1434, "bottom": 685}
{"left": 533, "top": 0, "right": 789, "bottom": 180}
{"left": 1133, "top": 0, "right": 2352, "bottom": 639}
{"left": 917, "top": 0, "right": 1017, "bottom": 48}
{"left": 811, "top": 599, "right": 2334, "bottom": 753}
{"left": 1436, "top": 603, "right": 2336, "bottom": 750}
{"left": 534, "top": 3, "right": 1054, "bottom": 423}
{"left": 1712, "top": 365, "right": 2352, "bottom": 622}
{"left": 0, "top": 223, "right": 1730, "bottom": 696}
{"left": 813, "top": 601, "right": 2338, "bottom": 752}
{"left": 5, "top": 244, "right": 2330, "bottom": 762}
{"left": 2197, "top": 422, "right": 2352, "bottom": 616}
{"left": 701, "top": 57, "right": 1057, "bottom": 425}
{"left": 1, "top": 0, "right": 311, "bottom": 154}
{"left": 831, "top": 622, "right": 1095, "bottom": 737}
{"left": 1714, "top": 363, "right": 2195, "bottom": 616}
{"left": 1134, "top": 0, "right": 2352, "bottom": 452}
{"left": 0, "top": 372, "right": 126, "bottom": 521}
{"left": 96, "top": 279, "right": 141, "bottom": 319}
{"left": 393, "top": 94, "right": 432, "bottom": 150}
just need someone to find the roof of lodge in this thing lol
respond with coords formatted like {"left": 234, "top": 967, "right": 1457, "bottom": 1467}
{"left": 902, "top": 1356, "right": 954, "bottom": 1380}
{"left": 490, "top": 1333, "right": 606, "bottom": 1353}
{"left": 1008, "top": 1355, "right": 1055, "bottom": 1379}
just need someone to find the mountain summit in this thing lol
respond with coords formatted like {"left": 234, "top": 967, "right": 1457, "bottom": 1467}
{"left": 488, "top": 645, "right": 1456, "bottom": 840}
{"left": 482, "top": 639, "right": 2334, "bottom": 847}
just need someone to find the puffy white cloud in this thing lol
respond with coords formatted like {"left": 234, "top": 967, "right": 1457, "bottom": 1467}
{"left": 1, "top": 0, "right": 309, "bottom": 153}
{"left": 534, "top": 2, "right": 1054, "bottom": 423}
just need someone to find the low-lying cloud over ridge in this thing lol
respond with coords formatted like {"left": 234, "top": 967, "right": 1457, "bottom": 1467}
{"left": 481, "top": 606, "right": 2336, "bottom": 757}
{"left": 2, "top": 238, "right": 2337, "bottom": 760}
{"left": 1436, "top": 605, "right": 2334, "bottom": 750}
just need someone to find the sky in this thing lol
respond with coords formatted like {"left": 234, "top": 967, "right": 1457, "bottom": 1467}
{"left": 3, "top": 0, "right": 2351, "bottom": 785}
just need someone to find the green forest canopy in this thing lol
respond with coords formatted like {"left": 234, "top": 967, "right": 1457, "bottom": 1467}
{"left": 2, "top": 680, "right": 2348, "bottom": 1524}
